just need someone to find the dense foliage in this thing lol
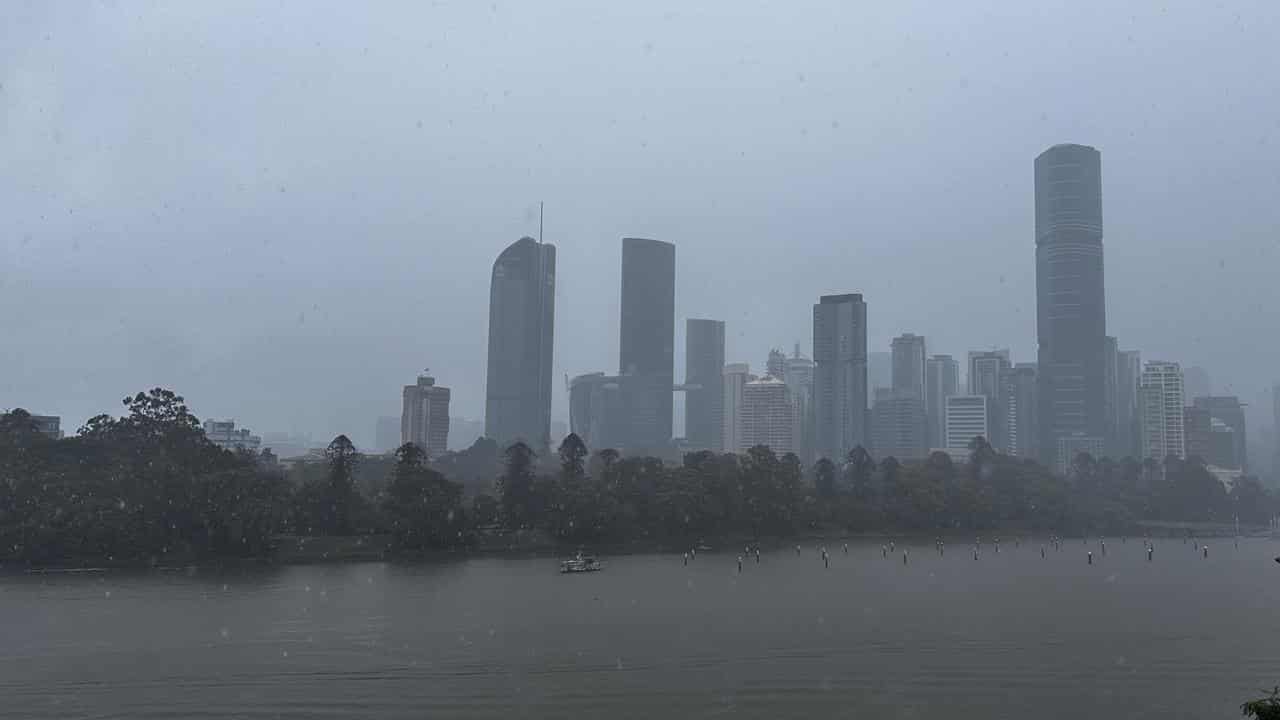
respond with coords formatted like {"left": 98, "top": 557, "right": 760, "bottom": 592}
{"left": 1, "top": 389, "right": 1273, "bottom": 566}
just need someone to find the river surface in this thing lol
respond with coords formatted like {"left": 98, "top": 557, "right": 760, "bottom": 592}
{"left": 4, "top": 537, "right": 1279, "bottom": 719}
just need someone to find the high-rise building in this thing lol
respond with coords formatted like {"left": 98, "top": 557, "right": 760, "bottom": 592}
{"left": 1192, "top": 396, "right": 1247, "bottom": 471}
{"left": 685, "top": 319, "right": 726, "bottom": 451}
{"left": 1184, "top": 366, "right": 1212, "bottom": 401}
{"left": 868, "top": 351, "right": 892, "bottom": 402}
{"left": 871, "top": 388, "right": 928, "bottom": 460}
{"left": 892, "top": 334, "right": 927, "bottom": 400}
{"left": 1139, "top": 361, "right": 1185, "bottom": 461}
{"left": 878, "top": 333, "right": 928, "bottom": 459}
{"left": 568, "top": 372, "right": 630, "bottom": 451}
{"left": 766, "top": 348, "right": 787, "bottom": 381}
{"left": 813, "top": 293, "right": 868, "bottom": 462}
{"left": 1003, "top": 363, "right": 1039, "bottom": 458}
{"left": 485, "top": 237, "right": 555, "bottom": 450}
{"left": 945, "top": 395, "right": 989, "bottom": 452}
{"left": 1114, "top": 349, "right": 1142, "bottom": 459}
{"left": 722, "top": 363, "right": 753, "bottom": 454}
{"left": 619, "top": 237, "right": 676, "bottom": 451}
{"left": 402, "top": 374, "right": 451, "bottom": 456}
{"left": 784, "top": 345, "right": 816, "bottom": 464}
{"left": 1035, "top": 143, "right": 1107, "bottom": 469}
{"left": 1057, "top": 434, "right": 1106, "bottom": 475}
{"left": 968, "top": 349, "right": 1011, "bottom": 450}
{"left": 28, "top": 414, "right": 62, "bottom": 440}
{"left": 375, "top": 415, "right": 400, "bottom": 453}
{"left": 1103, "top": 336, "right": 1118, "bottom": 454}
{"left": 741, "top": 376, "right": 796, "bottom": 454}
{"left": 925, "top": 355, "right": 960, "bottom": 449}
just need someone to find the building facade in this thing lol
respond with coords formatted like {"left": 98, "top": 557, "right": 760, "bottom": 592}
{"left": 402, "top": 374, "right": 451, "bottom": 456}
{"left": 1139, "top": 361, "right": 1185, "bottom": 461}
{"left": 813, "top": 293, "right": 868, "bottom": 462}
{"left": 485, "top": 236, "right": 556, "bottom": 450}
{"left": 784, "top": 346, "right": 816, "bottom": 464}
{"left": 741, "top": 376, "right": 796, "bottom": 454}
{"left": 968, "top": 349, "right": 1011, "bottom": 450}
{"left": 203, "top": 419, "right": 262, "bottom": 452}
{"left": 1035, "top": 143, "right": 1108, "bottom": 469}
{"left": 1003, "top": 363, "right": 1039, "bottom": 458}
{"left": 872, "top": 389, "right": 928, "bottom": 460}
{"left": 944, "top": 395, "right": 989, "bottom": 452}
{"left": 618, "top": 237, "right": 676, "bottom": 451}
{"left": 684, "top": 319, "right": 726, "bottom": 451}
{"left": 1192, "top": 396, "right": 1247, "bottom": 471}
{"left": 722, "top": 363, "right": 753, "bottom": 454}
{"left": 925, "top": 354, "right": 960, "bottom": 450}
{"left": 1114, "top": 349, "right": 1142, "bottom": 459}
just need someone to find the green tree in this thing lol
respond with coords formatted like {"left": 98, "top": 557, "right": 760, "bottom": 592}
{"left": 382, "top": 442, "right": 466, "bottom": 549}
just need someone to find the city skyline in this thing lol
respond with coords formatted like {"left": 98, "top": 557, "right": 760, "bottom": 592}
{"left": 4, "top": 4, "right": 1278, "bottom": 477}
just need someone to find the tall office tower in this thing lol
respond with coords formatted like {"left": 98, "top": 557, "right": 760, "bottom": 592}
{"left": 766, "top": 348, "right": 787, "bottom": 380}
{"left": 1002, "top": 363, "right": 1039, "bottom": 458}
{"left": 485, "top": 236, "right": 556, "bottom": 450}
{"left": 784, "top": 345, "right": 816, "bottom": 464}
{"left": 1192, "top": 396, "right": 1248, "bottom": 471}
{"left": 402, "top": 374, "right": 451, "bottom": 457}
{"left": 375, "top": 416, "right": 400, "bottom": 453}
{"left": 885, "top": 333, "right": 928, "bottom": 458}
{"left": 1139, "top": 361, "right": 1186, "bottom": 461}
{"left": 619, "top": 238, "right": 676, "bottom": 451}
{"left": 685, "top": 319, "right": 726, "bottom": 451}
{"left": 871, "top": 388, "right": 928, "bottom": 461}
{"left": 722, "top": 363, "right": 753, "bottom": 454}
{"left": 1115, "top": 350, "right": 1142, "bottom": 459}
{"left": 1184, "top": 366, "right": 1212, "bottom": 401}
{"left": 945, "top": 395, "right": 989, "bottom": 451}
{"left": 868, "top": 351, "right": 892, "bottom": 399}
{"left": 968, "top": 349, "right": 1011, "bottom": 450}
{"left": 1035, "top": 144, "right": 1107, "bottom": 469}
{"left": 892, "top": 334, "right": 927, "bottom": 399}
{"left": 813, "top": 294, "right": 868, "bottom": 462}
{"left": 741, "top": 376, "right": 796, "bottom": 454}
{"left": 1103, "top": 336, "right": 1118, "bottom": 454}
{"left": 926, "top": 354, "right": 960, "bottom": 449}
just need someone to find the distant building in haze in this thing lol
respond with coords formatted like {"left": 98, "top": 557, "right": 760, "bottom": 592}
{"left": 1114, "top": 349, "right": 1142, "bottom": 459}
{"left": 784, "top": 345, "right": 816, "bottom": 464}
{"left": 968, "top": 349, "right": 1011, "bottom": 450}
{"left": 27, "top": 414, "right": 63, "bottom": 440}
{"left": 868, "top": 351, "right": 892, "bottom": 404}
{"left": 1003, "top": 363, "right": 1039, "bottom": 458}
{"left": 1184, "top": 366, "right": 1211, "bottom": 402}
{"left": 485, "top": 236, "right": 555, "bottom": 450}
{"left": 871, "top": 388, "right": 928, "bottom": 461}
{"left": 1057, "top": 434, "right": 1106, "bottom": 475}
{"left": 741, "top": 376, "right": 796, "bottom": 454}
{"left": 685, "top": 319, "right": 726, "bottom": 451}
{"left": 569, "top": 372, "right": 625, "bottom": 451}
{"left": 375, "top": 415, "right": 400, "bottom": 453}
{"left": 1035, "top": 143, "right": 1108, "bottom": 470}
{"left": 944, "top": 395, "right": 989, "bottom": 453}
{"left": 203, "top": 419, "right": 262, "bottom": 452}
{"left": 1139, "top": 361, "right": 1185, "bottom": 461}
{"left": 1192, "top": 396, "right": 1247, "bottom": 471}
{"left": 766, "top": 348, "right": 787, "bottom": 382}
{"left": 813, "top": 293, "right": 868, "bottom": 461}
{"left": 925, "top": 355, "right": 960, "bottom": 450}
{"left": 448, "top": 417, "right": 485, "bottom": 452}
{"left": 402, "top": 374, "right": 450, "bottom": 456}
{"left": 721, "top": 363, "right": 753, "bottom": 454}
{"left": 618, "top": 237, "right": 676, "bottom": 451}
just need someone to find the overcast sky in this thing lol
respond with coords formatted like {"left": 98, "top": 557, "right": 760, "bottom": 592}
{"left": 2, "top": 1, "right": 1278, "bottom": 457}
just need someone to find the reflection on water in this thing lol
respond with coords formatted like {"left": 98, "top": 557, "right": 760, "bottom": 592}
{"left": 3, "top": 538, "right": 1279, "bottom": 719}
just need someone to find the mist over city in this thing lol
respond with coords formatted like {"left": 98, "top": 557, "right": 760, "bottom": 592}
{"left": 3, "top": 2, "right": 1280, "bottom": 719}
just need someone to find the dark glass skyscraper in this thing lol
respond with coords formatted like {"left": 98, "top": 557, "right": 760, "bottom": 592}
{"left": 484, "top": 237, "right": 555, "bottom": 450}
{"left": 685, "top": 318, "right": 725, "bottom": 450}
{"left": 618, "top": 237, "right": 675, "bottom": 450}
{"left": 1035, "top": 143, "right": 1106, "bottom": 467}
{"left": 813, "top": 293, "right": 868, "bottom": 461}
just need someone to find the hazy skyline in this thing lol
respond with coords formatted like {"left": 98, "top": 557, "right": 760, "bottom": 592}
{"left": 3, "top": 1, "right": 1278, "bottom": 457}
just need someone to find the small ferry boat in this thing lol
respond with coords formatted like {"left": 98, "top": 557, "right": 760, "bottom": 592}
{"left": 560, "top": 551, "right": 604, "bottom": 574}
